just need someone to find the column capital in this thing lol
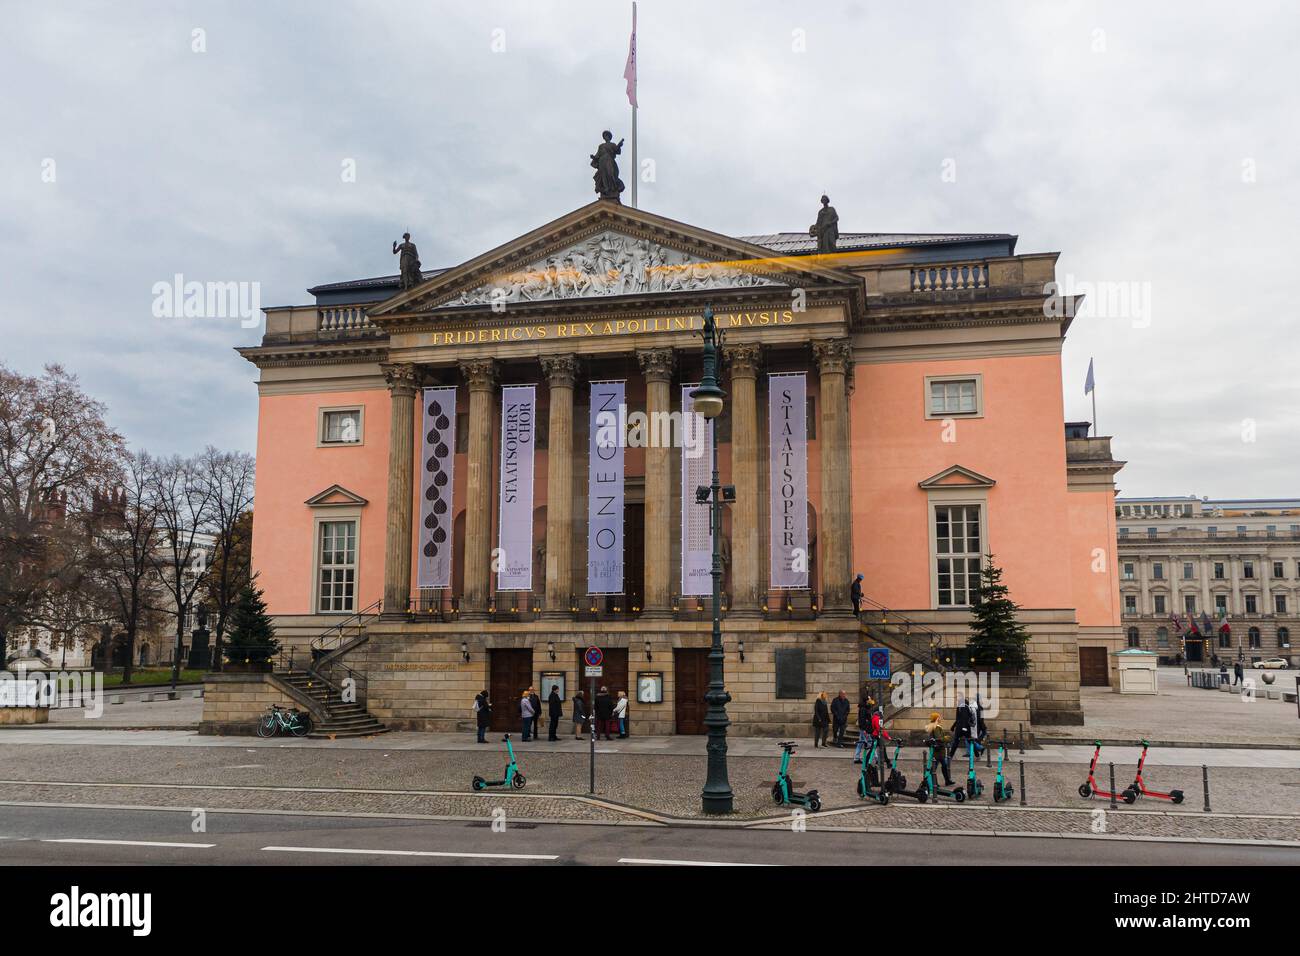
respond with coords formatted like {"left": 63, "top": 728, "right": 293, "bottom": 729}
{"left": 380, "top": 362, "right": 420, "bottom": 398}
{"left": 459, "top": 358, "right": 498, "bottom": 392}
{"left": 724, "top": 343, "right": 763, "bottom": 379}
{"left": 540, "top": 353, "right": 580, "bottom": 390}
{"left": 812, "top": 338, "right": 853, "bottom": 377}
{"left": 637, "top": 347, "right": 676, "bottom": 384}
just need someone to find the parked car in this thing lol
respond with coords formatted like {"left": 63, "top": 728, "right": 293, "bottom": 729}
{"left": 1254, "top": 658, "right": 1290, "bottom": 669}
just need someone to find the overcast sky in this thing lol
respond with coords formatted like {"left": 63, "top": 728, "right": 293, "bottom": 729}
{"left": 3, "top": 0, "right": 1297, "bottom": 498}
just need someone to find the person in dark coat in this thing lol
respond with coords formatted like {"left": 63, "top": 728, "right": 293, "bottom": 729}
{"left": 851, "top": 573, "right": 864, "bottom": 617}
{"left": 830, "top": 690, "right": 851, "bottom": 747}
{"left": 473, "top": 690, "right": 491, "bottom": 743}
{"left": 594, "top": 686, "right": 616, "bottom": 740}
{"left": 949, "top": 695, "right": 975, "bottom": 759}
{"left": 528, "top": 687, "right": 542, "bottom": 740}
{"left": 1233, "top": 661, "right": 1244, "bottom": 686}
{"left": 572, "top": 690, "right": 588, "bottom": 739}
{"left": 812, "top": 692, "right": 831, "bottom": 748}
{"left": 547, "top": 684, "right": 563, "bottom": 741}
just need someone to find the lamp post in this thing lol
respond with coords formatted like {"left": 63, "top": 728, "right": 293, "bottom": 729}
{"left": 690, "top": 305, "right": 735, "bottom": 814}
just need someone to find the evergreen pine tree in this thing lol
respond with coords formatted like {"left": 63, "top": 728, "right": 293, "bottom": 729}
{"left": 968, "top": 555, "right": 1030, "bottom": 671}
{"left": 224, "top": 582, "right": 279, "bottom": 665}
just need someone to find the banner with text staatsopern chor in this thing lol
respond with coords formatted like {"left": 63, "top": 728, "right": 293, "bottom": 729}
{"left": 417, "top": 386, "right": 457, "bottom": 589}
{"left": 587, "top": 380, "right": 626, "bottom": 594}
{"left": 680, "top": 384, "right": 713, "bottom": 596}
{"left": 769, "top": 373, "right": 808, "bottom": 589}
{"left": 496, "top": 384, "right": 536, "bottom": 591}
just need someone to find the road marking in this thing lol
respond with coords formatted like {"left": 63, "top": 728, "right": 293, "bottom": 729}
{"left": 42, "top": 838, "right": 215, "bottom": 849}
{"left": 617, "top": 857, "right": 774, "bottom": 866}
{"left": 261, "top": 845, "right": 558, "bottom": 861}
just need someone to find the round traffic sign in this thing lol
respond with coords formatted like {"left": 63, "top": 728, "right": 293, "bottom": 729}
{"left": 584, "top": 646, "right": 604, "bottom": 667}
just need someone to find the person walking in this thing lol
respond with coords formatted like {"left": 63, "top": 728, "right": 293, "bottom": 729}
{"left": 614, "top": 690, "right": 629, "bottom": 739}
{"left": 851, "top": 573, "right": 864, "bottom": 618}
{"left": 812, "top": 691, "right": 831, "bottom": 748}
{"left": 924, "top": 710, "right": 954, "bottom": 786}
{"left": 1233, "top": 660, "right": 1244, "bottom": 687}
{"left": 949, "top": 694, "right": 974, "bottom": 760}
{"left": 830, "top": 690, "right": 850, "bottom": 747}
{"left": 594, "top": 686, "right": 615, "bottom": 741}
{"left": 547, "top": 684, "right": 563, "bottom": 741}
{"left": 528, "top": 686, "right": 542, "bottom": 741}
{"left": 852, "top": 695, "right": 871, "bottom": 764}
{"left": 519, "top": 690, "right": 535, "bottom": 742}
{"left": 572, "top": 690, "right": 588, "bottom": 739}
{"left": 473, "top": 690, "right": 491, "bottom": 744}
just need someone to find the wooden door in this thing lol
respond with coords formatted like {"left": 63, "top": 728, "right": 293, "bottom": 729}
{"left": 674, "top": 648, "right": 710, "bottom": 734}
{"left": 575, "top": 648, "right": 628, "bottom": 700}
{"left": 1078, "top": 646, "right": 1110, "bottom": 687}
{"left": 489, "top": 649, "right": 534, "bottom": 731}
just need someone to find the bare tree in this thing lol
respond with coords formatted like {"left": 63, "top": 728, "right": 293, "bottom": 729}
{"left": 0, "top": 363, "right": 124, "bottom": 662}
{"left": 95, "top": 453, "right": 164, "bottom": 683}
{"left": 200, "top": 445, "right": 255, "bottom": 671}
{"left": 150, "top": 453, "right": 214, "bottom": 690}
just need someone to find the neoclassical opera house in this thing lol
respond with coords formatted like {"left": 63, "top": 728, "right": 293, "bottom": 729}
{"left": 237, "top": 196, "right": 1123, "bottom": 735}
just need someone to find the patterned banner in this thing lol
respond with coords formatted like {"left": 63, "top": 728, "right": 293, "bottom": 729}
{"left": 417, "top": 386, "right": 457, "bottom": 589}
{"left": 681, "top": 384, "right": 714, "bottom": 596}
{"left": 587, "top": 380, "right": 626, "bottom": 594}
{"left": 769, "top": 373, "right": 809, "bottom": 589}
{"left": 496, "top": 384, "right": 537, "bottom": 591}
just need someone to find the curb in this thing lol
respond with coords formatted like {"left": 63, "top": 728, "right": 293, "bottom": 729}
{"left": 1037, "top": 736, "right": 1300, "bottom": 752}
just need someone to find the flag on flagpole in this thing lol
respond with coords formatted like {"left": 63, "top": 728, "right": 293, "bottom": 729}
{"left": 623, "top": 3, "right": 637, "bottom": 108}
{"left": 1201, "top": 611, "right": 1212, "bottom": 633}
{"left": 1218, "top": 608, "right": 1231, "bottom": 634}
{"left": 1084, "top": 357, "right": 1095, "bottom": 396}
{"left": 1171, "top": 612, "right": 1183, "bottom": 633}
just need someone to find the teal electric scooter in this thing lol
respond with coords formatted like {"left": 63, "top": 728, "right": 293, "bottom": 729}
{"left": 773, "top": 741, "right": 822, "bottom": 812}
{"left": 915, "top": 736, "right": 965, "bottom": 803}
{"left": 472, "top": 733, "right": 526, "bottom": 791}
{"left": 992, "top": 740, "right": 1015, "bottom": 802}
{"left": 965, "top": 738, "right": 985, "bottom": 799}
{"left": 856, "top": 736, "right": 891, "bottom": 804}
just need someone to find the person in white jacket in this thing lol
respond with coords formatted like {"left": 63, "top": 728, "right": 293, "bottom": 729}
{"left": 613, "top": 690, "right": 629, "bottom": 739}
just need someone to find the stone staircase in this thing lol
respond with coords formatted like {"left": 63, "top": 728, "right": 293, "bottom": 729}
{"left": 278, "top": 670, "right": 387, "bottom": 738}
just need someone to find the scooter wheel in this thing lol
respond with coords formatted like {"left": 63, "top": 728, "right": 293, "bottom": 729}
{"left": 915, "top": 788, "right": 929, "bottom": 804}
{"left": 512, "top": 774, "right": 526, "bottom": 789}
{"left": 1122, "top": 788, "right": 1138, "bottom": 805}
{"left": 772, "top": 783, "right": 785, "bottom": 805}
{"left": 1078, "top": 784, "right": 1092, "bottom": 798}
{"left": 472, "top": 776, "right": 486, "bottom": 791}
{"left": 1170, "top": 790, "right": 1184, "bottom": 804}
{"left": 879, "top": 792, "right": 890, "bottom": 806}
{"left": 808, "top": 796, "right": 822, "bottom": 813}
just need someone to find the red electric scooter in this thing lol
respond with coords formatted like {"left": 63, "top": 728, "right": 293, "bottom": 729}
{"left": 1126, "top": 739, "right": 1185, "bottom": 804}
{"left": 1078, "top": 741, "right": 1136, "bottom": 804}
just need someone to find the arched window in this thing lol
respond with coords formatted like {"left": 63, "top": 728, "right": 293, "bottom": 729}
{"left": 1248, "top": 627, "right": 1261, "bottom": 649}
{"left": 1156, "top": 627, "right": 1169, "bottom": 647}
{"left": 1127, "top": 627, "right": 1141, "bottom": 648}
{"left": 1280, "top": 627, "right": 1291, "bottom": 648}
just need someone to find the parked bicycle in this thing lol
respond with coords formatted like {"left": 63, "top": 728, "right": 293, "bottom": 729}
{"left": 256, "top": 703, "right": 313, "bottom": 738}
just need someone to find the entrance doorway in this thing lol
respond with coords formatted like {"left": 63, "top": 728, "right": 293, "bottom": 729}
{"left": 575, "top": 647, "right": 628, "bottom": 701}
{"left": 489, "top": 648, "right": 533, "bottom": 731}
{"left": 1078, "top": 646, "right": 1110, "bottom": 687}
{"left": 1184, "top": 640, "right": 1203, "bottom": 663}
{"left": 674, "top": 648, "right": 710, "bottom": 734}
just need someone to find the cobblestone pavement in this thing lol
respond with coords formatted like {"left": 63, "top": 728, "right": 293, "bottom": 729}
{"left": 0, "top": 741, "right": 1296, "bottom": 839}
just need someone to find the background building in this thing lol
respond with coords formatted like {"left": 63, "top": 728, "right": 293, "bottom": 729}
{"left": 1116, "top": 496, "right": 1299, "bottom": 664}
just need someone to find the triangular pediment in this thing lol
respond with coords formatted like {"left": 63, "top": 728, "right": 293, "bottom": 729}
{"left": 917, "top": 465, "right": 996, "bottom": 489}
{"left": 305, "top": 484, "right": 369, "bottom": 507}
{"left": 367, "top": 200, "right": 862, "bottom": 320}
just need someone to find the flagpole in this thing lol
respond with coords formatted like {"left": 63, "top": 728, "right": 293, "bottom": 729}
{"left": 1092, "top": 388, "right": 1098, "bottom": 437}
{"left": 629, "top": 1, "right": 638, "bottom": 209}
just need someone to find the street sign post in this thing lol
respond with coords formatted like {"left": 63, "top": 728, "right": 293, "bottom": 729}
{"left": 585, "top": 647, "right": 603, "bottom": 794}
{"left": 868, "top": 647, "right": 891, "bottom": 680}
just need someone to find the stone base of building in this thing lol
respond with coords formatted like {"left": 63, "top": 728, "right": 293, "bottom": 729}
{"left": 0, "top": 706, "right": 49, "bottom": 725}
{"left": 198, "top": 671, "right": 311, "bottom": 736}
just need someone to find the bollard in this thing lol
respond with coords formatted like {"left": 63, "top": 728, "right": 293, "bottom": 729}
{"left": 1018, "top": 758, "right": 1026, "bottom": 806}
{"left": 1202, "top": 765, "right": 1211, "bottom": 813}
{"left": 1108, "top": 762, "right": 1118, "bottom": 809}
{"left": 1018, "top": 723, "right": 1025, "bottom": 755}
{"left": 986, "top": 740, "right": 992, "bottom": 767}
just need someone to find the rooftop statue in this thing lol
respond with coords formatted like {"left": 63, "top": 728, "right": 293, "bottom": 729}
{"left": 809, "top": 195, "right": 839, "bottom": 253}
{"left": 591, "top": 130, "right": 626, "bottom": 202}
{"left": 393, "top": 232, "right": 422, "bottom": 290}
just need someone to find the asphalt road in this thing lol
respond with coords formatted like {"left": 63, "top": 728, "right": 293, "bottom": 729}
{"left": 0, "top": 804, "right": 1296, "bottom": 866}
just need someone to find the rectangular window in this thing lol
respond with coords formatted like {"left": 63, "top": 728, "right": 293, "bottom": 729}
{"left": 1245, "top": 595, "right": 1258, "bottom": 614}
{"left": 1152, "top": 562, "right": 1164, "bottom": 580}
{"left": 1182, "top": 562, "right": 1194, "bottom": 579}
{"left": 1124, "top": 595, "right": 1137, "bottom": 613}
{"left": 317, "top": 520, "right": 357, "bottom": 613}
{"left": 1146, "top": 527, "right": 1157, "bottom": 539}
{"left": 934, "top": 504, "right": 981, "bottom": 607}
{"left": 1207, "top": 526, "right": 1217, "bottom": 538}
{"left": 1119, "top": 528, "right": 1129, "bottom": 538}
{"left": 1243, "top": 561, "right": 1254, "bottom": 579}
{"left": 1156, "top": 628, "right": 1169, "bottom": 647}
{"left": 320, "top": 407, "right": 363, "bottom": 445}
{"left": 1214, "top": 562, "right": 1225, "bottom": 580}
{"left": 1236, "top": 525, "right": 1247, "bottom": 536}
{"left": 927, "top": 377, "right": 979, "bottom": 417}
{"left": 1273, "top": 561, "right": 1284, "bottom": 579}
{"left": 1249, "top": 630, "right": 1261, "bottom": 649}
{"left": 1276, "top": 594, "right": 1288, "bottom": 614}
{"left": 1215, "top": 594, "right": 1228, "bottom": 613}
{"left": 1184, "top": 595, "right": 1196, "bottom": 615}
{"left": 1154, "top": 595, "right": 1167, "bottom": 615}
{"left": 1122, "top": 562, "right": 1135, "bottom": 580}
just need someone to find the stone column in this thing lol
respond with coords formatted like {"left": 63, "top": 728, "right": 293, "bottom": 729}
{"left": 380, "top": 363, "right": 419, "bottom": 619}
{"left": 725, "top": 344, "right": 762, "bottom": 617}
{"left": 638, "top": 348, "right": 675, "bottom": 619}
{"left": 460, "top": 358, "right": 497, "bottom": 620}
{"left": 813, "top": 339, "right": 854, "bottom": 616}
{"left": 540, "top": 354, "right": 579, "bottom": 619}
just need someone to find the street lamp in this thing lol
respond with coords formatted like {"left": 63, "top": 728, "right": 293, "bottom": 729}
{"left": 691, "top": 305, "right": 735, "bottom": 815}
